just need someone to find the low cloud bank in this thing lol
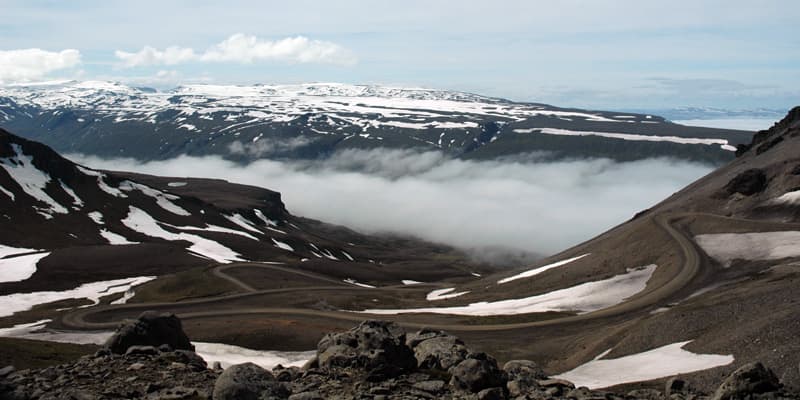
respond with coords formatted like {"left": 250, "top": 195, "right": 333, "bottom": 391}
{"left": 70, "top": 149, "right": 712, "bottom": 263}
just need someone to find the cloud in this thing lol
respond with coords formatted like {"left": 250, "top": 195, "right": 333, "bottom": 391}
{"left": 115, "top": 46, "right": 196, "bottom": 67}
{"left": 115, "top": 34, "right": 356, "bottom": 68}
{"left": 69, "top": 149, "right": 711, "bottom": 263}
{"left": 228, "top": 136, "right": 317, "bottom": 157}
{"left": 0, "top": 48, "right": 81, "bottom": 83}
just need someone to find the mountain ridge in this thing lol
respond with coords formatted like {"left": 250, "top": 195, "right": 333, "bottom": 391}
{"left": 0, "top": 80, "right": 752, "bottom": 164}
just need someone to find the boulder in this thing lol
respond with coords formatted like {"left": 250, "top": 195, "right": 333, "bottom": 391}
{"left": 712, "top": 362, "right": 782, "bottom": 400}
{"left": 503, "top": 360, "right": 547, "bottom": 397}
{"left": 105, "top": 311, "right": 194, "bottom": 354}
{"left": 725, "top": 169, "right": 767, "bottom": 196}
{"left": 665, "top": 377, "right": 688, "bottom": 397}
{"left": 317, "top": 320, "right": 416, "bottom": 379}
{"left": 450, "top": 352, "right": 506, "bottom": 393}
{"left": 406, "top": 328, "right": 469, "bottom": 371}
{"left": 213, "top": 362, "right": 282, "bottom": 400}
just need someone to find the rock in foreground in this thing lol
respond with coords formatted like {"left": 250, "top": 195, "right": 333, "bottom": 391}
{"left": 1, "top": 316, "right": 798, "bottom": 400}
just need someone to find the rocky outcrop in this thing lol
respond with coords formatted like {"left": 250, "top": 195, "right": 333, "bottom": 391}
{"left": 1, "top": 317, "right": 799, "bottom": 400}
{"left": 213, "top": 362, "right": 288, "bottom": 400}
{"left": 105, "top": 311, "right": 194, "bottom": 354}
{"left": 725, "top": 169, "right": 768, "bottom": 196}
{"left": 712, "top": 363, "right": 782, "bottom": 400}
{"left": 316, "top": 320, "right": 417, "bottom": 380}
{"left": 406, "top": 328, "right": 470, "bottom": 372}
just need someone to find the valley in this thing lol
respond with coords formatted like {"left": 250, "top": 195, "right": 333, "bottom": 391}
{"left": 0, "top": 106, "right": 798, "bottom": 392}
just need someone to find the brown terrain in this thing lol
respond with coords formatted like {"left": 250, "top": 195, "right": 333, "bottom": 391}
{"left": 0, "top": 107, "right": 798, "bottom": 392}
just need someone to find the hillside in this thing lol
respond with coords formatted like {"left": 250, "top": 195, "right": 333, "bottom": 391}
{"left": 0, "top": 81, "right": 752, "bottom": 164}
{"left": 0, "top": 106, "right": 798, "bottom": 393}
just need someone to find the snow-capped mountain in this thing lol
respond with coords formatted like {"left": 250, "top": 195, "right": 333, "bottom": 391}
{"left": 0, "top": 81, "right": 753, "bottom": 164}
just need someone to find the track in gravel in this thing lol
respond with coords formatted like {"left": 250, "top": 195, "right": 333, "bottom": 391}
{"left": 61, "top": 212, "right": 707, "bottom": 332}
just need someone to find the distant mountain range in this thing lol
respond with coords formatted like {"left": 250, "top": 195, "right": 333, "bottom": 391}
{"left": 0, "top": 81, "right": 753, "bottom": 165}
{"left": 627, "top": 106, "right": 787, "bottom": 121}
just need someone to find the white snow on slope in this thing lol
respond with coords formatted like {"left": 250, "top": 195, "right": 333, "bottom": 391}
{"left": 272, "top": 238, "right": 294, "bottom": 252}
{"left": 0, "top": 321, "right": 315, "bottom": 370}
{"left": 695, "top": 231, "right": 800, "bottom": 266}
{"left": 59, "top": 181, "right": 84, "bottom": 207}
{"left": 87, "top": 211, "right": 104, "bottom": 224}
{"left": 119, "top": 180, "right": 190, "bottom": 216}
{"left": 402, "top": 280, "right": 423, "bottom": 285}
{"left": 0, "top": 144, "right": 68, "bottom": 216}
{"left": 0, "top": 244, "right": 39, "bottom": 258}
{"left": 253, "top": 209, "right": 278, "bottom": 227}
{"left": 514, "top": 128, "right": 734, "bottom": 151}
{"left": 99, "top": 229, "right": 139, "bottom": 245}
{"left": 166, "top": 223, "right": 258, "bottom": 241}
{"left": 76, "top": 166, "right": 127, "bottom": 198}
{"left": 674, "top": 118, "right": 774, "bottom": 131}
{"left": 194, "top": 342, "right": 315, "bottom": 369}
{"left": 121, "top": 206, "right": 243, "bottom": 263}
{"left": 168, "top": 181, "right": 187, "bottom": 187}
{"left": 0, "top": 184, "right": 14, "bottom": 200}
{"left": 772, "top": 189, "right": 800, "bottom": 205}
{"left": 554, "top": 341, "right": 734, "bottom": 389}
{"left": 0, "top": 252, "right": 50, "bottom": 282}
{"left": 0, "top": 81, "right": 643, "bottom": 136}
{"left": 110, "top": 288, "right": 136, "bottom": 304}
{"left": 225, "top": 213, "right": 263, "bottom": 233}
{"left": 498, "top": 254, "right": 590, "bottom": 284}
{"left": 426, "top": 288, "right": 470, "bottom": 301}
{"left": 363, "top": 264, "right": 656, "bottom": 316}
{"left": 344, "top": 278, "right": 376, "bottom": 288}
{"left": 0, "top": 276, "right": 155, "bottom": 317}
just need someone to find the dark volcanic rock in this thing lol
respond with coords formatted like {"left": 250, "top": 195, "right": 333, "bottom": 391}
{"left": 725, "top": 169, "right": 768, "bottom": 196}
{"left": 3, "top": 317, "right": 799, "bottom": 400}
{"left": 450, "top": 352, "right": 506, "bottom": 393}
{"left": 213, "top": 362, "right": 285, "bottom": 400}
{"left": 712, "top": 362, "right": 782, "bottom": 400}
{"left": 504, "top": 359, "right": 548, "bottom": 396}
{"left": 105, "top": 311, "right": 194, "bottom": 354}
{"left": 406, "top": 328, "right": 469, "bottom": 372}
{"left": 317, "top": 320, "right": 416, "bottom": 379}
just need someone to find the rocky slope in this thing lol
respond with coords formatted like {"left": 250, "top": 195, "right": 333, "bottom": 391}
{"left": 1, "top": 313, "right": 797, "bottom": 400}
{"left": 0, "top": 81, "right": 751, "bottom": 164}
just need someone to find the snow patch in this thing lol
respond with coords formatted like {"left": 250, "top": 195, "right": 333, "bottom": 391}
{"left": 99, "top": 229, "right": 139, "bottom": 245}
{"left": 0, "top": 252, "right": 50, "bottom": 282}
{"left": 426, "top": 288, "right": 470, "bottom": 301}
{"left": 194, "top": 342, "right": 315, "bottom": 370}
{"left": 695, "top": 231, "right": 800, "bottom": 266}
{"left": 363, "top": 264, "right": 656, "bottom": 316}
{"left": 772, "top": 189, "right": 800, "bottom": 206}
{"left": 0, "top": 276, "right": 156, "bottom": 317}
{"left": 554, "top": 341, "right": 734, "bottom": 389}
{"left": 119, "top": 180, "right": 190, "bottom": 216}
{"left": 498, "top": 254, "right": 590, "bottom": 284}
{"left": 344, "top": 278, "right": 376, "bottom": 288}
{"left": 272, "top": 238, "right": 294, "bottom": 252}
{"left": 0, "top": 244, "right": 39, "bottom": 259}
{"left": 121, "top": 206, "right": 243, "bottom": 263}
{"left": 0, "top": 144, "right": 68, "bottom": 216}
{"left": 514, "top": 128, "right": 734, "bottom": 151}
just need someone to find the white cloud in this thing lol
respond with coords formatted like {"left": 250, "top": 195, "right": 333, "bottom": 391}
{"left": 115, "top": 46, "right": 196, "bottom": 67}
{"left": 0, "top": 48, "right": 81, "bottom": 83}
{"left": 115, "top": 34, "right": 356, "bottom": 68}
{"left": 70, "top": 149, "right": 711, "bottom": 261}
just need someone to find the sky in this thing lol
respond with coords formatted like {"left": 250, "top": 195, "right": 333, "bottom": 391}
{"left": 0, "top": 0, "right": 798, "bottom": 110}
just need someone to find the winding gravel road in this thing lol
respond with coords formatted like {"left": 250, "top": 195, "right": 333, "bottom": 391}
{"left": 60, "top": 213, "right": 706, "bottom": 333}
